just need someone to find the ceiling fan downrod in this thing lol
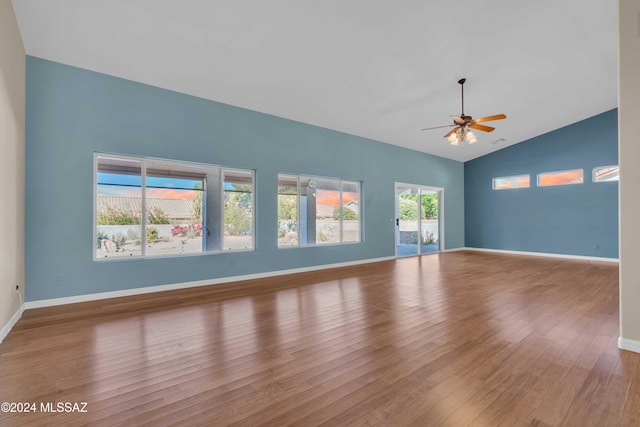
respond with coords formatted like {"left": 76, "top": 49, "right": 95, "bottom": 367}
{"left": 458, "top": 78, "right": 466, "bottom": 117}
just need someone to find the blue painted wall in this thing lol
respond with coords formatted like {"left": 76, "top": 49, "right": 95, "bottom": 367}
{"left": 464, "top": 109, "right": 618, "bottom": 258}
{"left": 25, "top": 56, "right": 464, "bottom": 301}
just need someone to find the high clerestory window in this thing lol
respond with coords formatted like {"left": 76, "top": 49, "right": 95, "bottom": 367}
{"left": 277, "top": 174, "right": 361, "bottom": 247}
{"left": 593, "top": 165, "right": 619, "bottom": 182}
{"left": 492, "top": 174, "right": 530, "bottom": 190}
{"left": 537, "top": 169, "right": 584, "bottom": 187}
{"left": 95, "top": 154, "right": 254, "bottom": 260}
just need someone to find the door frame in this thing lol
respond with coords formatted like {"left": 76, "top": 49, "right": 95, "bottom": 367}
{"left": 394, "top": 182, "right": 445, "bottom": 257}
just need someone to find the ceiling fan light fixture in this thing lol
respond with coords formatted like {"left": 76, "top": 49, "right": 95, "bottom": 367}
{"left": 464, "top": 130, "right": 477, "bottom": 143}
{"left": 448, "top": 133, "right": 460, "bottom": 145}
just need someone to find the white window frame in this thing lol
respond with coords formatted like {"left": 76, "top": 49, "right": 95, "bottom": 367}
{"left": 277, "top": 174, "right": 361, "bottom": 248}
{"left": 93, "top": 153, "right": 255, "bottom": 261}
{"left": 537, "top": 169, "right": 584, "bottom": 187}
{"left": 592, "top": 165, "right": 620, "bottom": 182}
{"left": 221, "top": 168, "right": 256, "bottom": 252}
{"left": 492, "top": 174, "right": 531, "bottom": 190}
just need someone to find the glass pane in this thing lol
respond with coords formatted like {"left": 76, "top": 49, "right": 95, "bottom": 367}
{"left": 144, "top": 161, "right": 205, "bottom": 257}
{"left": 342, "top": 181, "right": 360, "bottom": 243}
{"left": 96, "top": 157, "right": 143, "bottom": 259}
{"left": 538, "top": 170, "right": 584, "bottom": 187}
{"left": 278, "top": 175, "right": 298, "bottom": 247}
{"left": 397, "top": 186, "right": 419, "bottom": 256}
{"left": 421, "top": 190, "right": 439, "bottom": 253}
{"left": 493, "top": 175, "right": 530, "bottom": 190}
{"left": 313, "top": 178, "right": 341, "bottom": 245}
{"left": 223, "top": 169, "right": 254, "bottom": 251}
{"left": 593, "top": 166, "right": 619, "bottom": 182}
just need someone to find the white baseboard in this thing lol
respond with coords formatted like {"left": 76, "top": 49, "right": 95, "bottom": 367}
{"left": 619, "top": 337, "right": 640, "bottom": 354}
{"left": 0, "top": 305, "right": 24, "bottom": 344}
{"left": 24, "top": 247, "right": 610, "bottom": 311}
{"left": 24, "top": 256, "right": 396, "bottom": 310}
{"left": 463, "top": 247, "right": 619, "bottom": 263}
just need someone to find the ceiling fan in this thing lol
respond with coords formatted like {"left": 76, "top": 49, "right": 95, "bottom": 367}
{"left": 422, "top": 78, "right": 506, "bottom": 145}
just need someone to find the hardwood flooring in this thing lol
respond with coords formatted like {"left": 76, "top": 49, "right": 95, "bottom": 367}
{"left": 0, "top": 251, "right": 637, "bottom": 426}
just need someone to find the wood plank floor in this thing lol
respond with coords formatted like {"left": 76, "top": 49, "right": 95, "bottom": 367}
{"left": 0, "top": 251, "right": 637, "bottom": 426}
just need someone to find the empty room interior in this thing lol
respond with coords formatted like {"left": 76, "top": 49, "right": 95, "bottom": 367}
{"left": 1, "top": 0, "right": 640, "bottom": 425}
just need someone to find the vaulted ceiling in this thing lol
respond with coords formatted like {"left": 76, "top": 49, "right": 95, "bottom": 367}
{"left": 12, "top": 0, "right": 618, "bottom": 161}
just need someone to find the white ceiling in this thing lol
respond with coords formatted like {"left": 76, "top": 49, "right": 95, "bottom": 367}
{"left": 12, "top": 0, "right": 618, "bottom": 162}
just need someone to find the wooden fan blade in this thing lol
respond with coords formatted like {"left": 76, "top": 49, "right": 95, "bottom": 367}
{"left": 469, "top": 124, "right": 495, "bottom": 133}
{"left": 421, "top": 124, "right": 455, "bottom": 131}
{"left": 471, "top": 114, "right": 506, "bottom": 124}
{"left": 444, "top": 127, "right": 459, "bottom": 138}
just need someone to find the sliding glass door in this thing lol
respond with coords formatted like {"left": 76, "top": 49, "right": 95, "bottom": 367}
{"left": 395, "top": 183, "right": 442, "bottom": 257}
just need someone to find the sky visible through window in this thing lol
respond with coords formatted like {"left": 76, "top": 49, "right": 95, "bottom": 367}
{"left": 315, "top": 190, "right": 358, "bottom": 208}
{"left": 493, "top": 175, "right": 530, "bottom": 190}
{"left": 538, "top": 170, "right": 583, "bottom": 187}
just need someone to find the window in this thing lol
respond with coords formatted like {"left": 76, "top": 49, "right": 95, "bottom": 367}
{"left": 341, "top": 181, "right": 360, "bottom": 243}
{"left": 277, "top": 174, "right": 360, "bottom": 247}
{"left": 593, "top": 165, "right": 619, "bottom": 182}
{"left": 537, "top": 169, "right": 584, "bottom": 187}
{"left": 277, "top": 175, "right": 299, "bottom": 246}
{"left": 95, "top": 154, "right": 254, "bottom": 260}
{"left": 492, "top": 174, "right": 530, "bottom": 190}
{"left": 223, "top": 169, "right": 254, "bottom": 250}
{"left": 144, "top": 159, "right": 206, "bottom": 257}
{"left": 96, "top": 157, "right": 143, "bottom": 259}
